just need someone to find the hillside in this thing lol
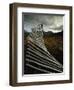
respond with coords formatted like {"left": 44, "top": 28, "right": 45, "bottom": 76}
{"left": 43, "top": 31, "right": 63, "bottom": 64}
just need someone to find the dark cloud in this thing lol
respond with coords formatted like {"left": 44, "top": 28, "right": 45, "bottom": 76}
{"left": 23, "top": 14, "right": 63, "bottom": 32}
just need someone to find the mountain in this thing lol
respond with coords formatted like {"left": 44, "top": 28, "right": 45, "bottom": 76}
{"left": 43, "top": 31, "right": 63, "bottom": 37}
{"left": 43, "top": 31, "right": 63, "bottom": 65}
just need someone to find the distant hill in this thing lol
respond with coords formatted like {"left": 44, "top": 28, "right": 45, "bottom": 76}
{"left": 43, "top": 31, "right": 63, "bottom": 37}
{"left": 24, "top": 30, "right": 30, "bottom": 37}
{"left": 24, "top": 30, "right": 63, "bottom": 37}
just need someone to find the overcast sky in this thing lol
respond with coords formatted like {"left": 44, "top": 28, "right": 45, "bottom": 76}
{"left": 23, "top": 14, "right": 64, "bottom": 33}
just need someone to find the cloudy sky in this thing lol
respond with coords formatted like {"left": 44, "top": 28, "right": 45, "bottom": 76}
{"left": 23, "top": 13, "right": 64, "bottom": 33}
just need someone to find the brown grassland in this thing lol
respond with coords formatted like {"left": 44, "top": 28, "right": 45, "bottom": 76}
{"left": 43, "top": 34, "right": 63, "bottom": 64}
